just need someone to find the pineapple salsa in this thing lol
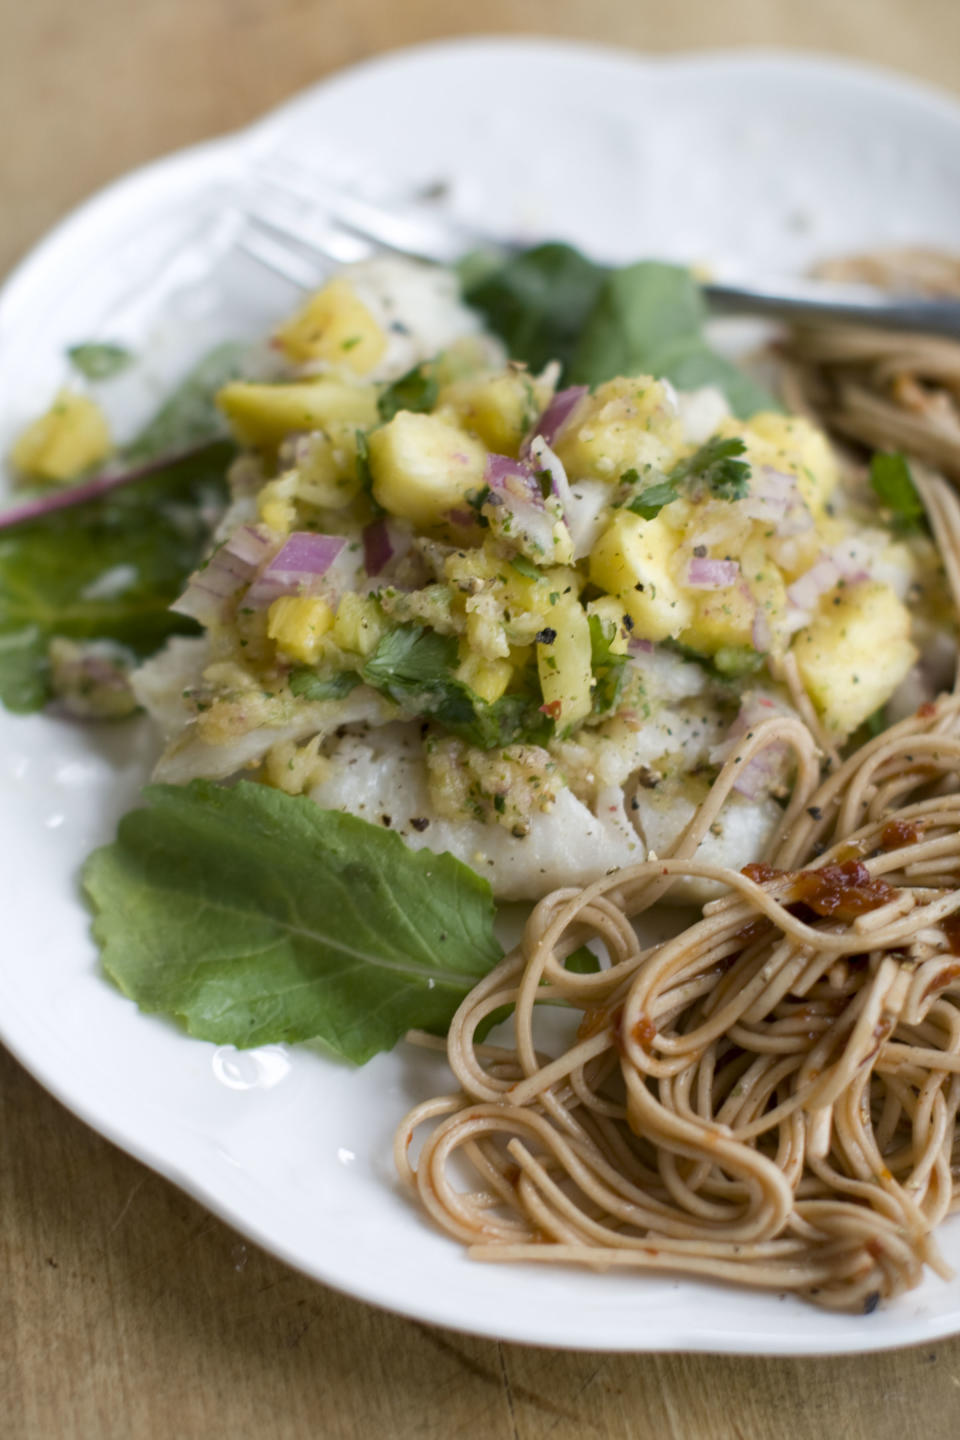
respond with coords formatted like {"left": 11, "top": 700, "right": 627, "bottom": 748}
{"left": 14, "top": 258, "right": 950, "bottom": 900}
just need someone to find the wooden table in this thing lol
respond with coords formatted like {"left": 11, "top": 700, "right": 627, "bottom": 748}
{"left": 3, "top": 3, "right": 960, "bottom": 1436}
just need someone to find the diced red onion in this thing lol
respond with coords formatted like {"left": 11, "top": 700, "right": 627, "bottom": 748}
{"left": 786, "top": 555, "right": 841, "bottom": 612}
{"left": 445, "top": 508, "right": 475, "bottom": 528}
{"left": 485, "top": 453, "right": 541, "bottom": 505}
{"left": 245, "top": 531, "right": 346, "bottom": 609}
{"left": 752, "top": 606, "right": 772, "bottom": 652}
{"left": 688, "top": 556, "right": 740, "bottom": 589}
{"left": 525, "top": 385, "right": 587, "bottom": 452}
{"left": 171, "top": 525, "right": 275, "bottom": 626}
{"left": 718, "top": 693, "right": 793, "bottom": 799}
{"left": 828, "top": 539, "right": 873, "bottom": 583}
{"left": 741, "top": 468, "right": 813, "bottom": 536}
{"left": 528, "top": 435, "right": 572, "bottom": 511}
{"left": 362, "top": 519, "right": 394, "bottom": 576}
{"left": 628, "top": 637, "right": 655, "bottom": 656}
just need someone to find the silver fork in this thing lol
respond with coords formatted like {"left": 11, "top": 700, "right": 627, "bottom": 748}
{"left": 236, "top": 153, "right": 960, "bottom": 338}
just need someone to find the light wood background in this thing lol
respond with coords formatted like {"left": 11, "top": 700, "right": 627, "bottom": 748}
{"left": 3, "top": 3, "right": 960, "bottom": 1437}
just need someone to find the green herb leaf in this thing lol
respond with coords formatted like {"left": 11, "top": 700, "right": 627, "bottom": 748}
{"left": 869, "top": 452, "right": 926, "bottom": 532}
{"left": 712, "top": 646, "right": 767, "bottom": 678}
{"left": 462, "top": 243, "right": 606, "bottom": 376}
{"left": 124, "top": 342, "right": 245, "bottom": 463}
{"left": 377, "top": 363, "right": 439, "bottom": 423}
{"left": 671, "top": 435, "right": 750, "bottom": 500}
{"left": 0, "top": 444, "right": 231, "bottom": 713}
{"left": 289, "top": 667, "right": 361, "bottom": 701}
{"left": 67, "top": 341, "right": 135, "bottom": 381}
{"left": 588, "top": 613, "right": 628, "bottom": 715}
{"left": 509, "top": 555, "right": 542, "bottom": 580}
{"left": 83, "top": 780, "right": 503, "bottom": 1061}
{"left": 363, "top": 624, "right": 551, "bottom": 749}
{"left": 625, "top": 477, "right": 680, "bottom": 519}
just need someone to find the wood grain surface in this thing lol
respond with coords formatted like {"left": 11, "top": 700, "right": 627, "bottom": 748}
{"left": 3, "top": 3, "right": 960, "bottom": 1436}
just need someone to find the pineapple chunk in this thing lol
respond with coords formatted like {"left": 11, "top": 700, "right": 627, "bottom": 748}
{"left": 792, "top": 580, "right": 917, "bottom": 735}
{"left": 294, "top": 423, "right": 364, "bottom": 509}
{"left": 537, "top": 597, "right": 592, "bottom": 726}
{"left": 586, "top": 596, "right": 631, "bottom": 654}
{"left": 273, "top": 278, "right": 387, "bottom": 375}
{"left": 217, "top": 379, "right": 377, "bottom": 448}
{"left": 681, "top": 587, "right": 754, "bottom": 654}
{"left": 438, "top": 368, "right": 541, "bottom": 456}
{"left": 728, "top": 412, "right": 839, "bottom": 515}
{"left": 368, "top": 411, "right": 487, "bottom": 526}
{"left": 456, "top": 650, "right": 513, "bottom": 704}
{"left": 553, "top": 376, "right": 681, "bottom": 481}
{"left": 332, "top": 593, "right": 385, "bottom": 658}
{"left": 589, "top": 511, "right": 692, "bottom": 642}
{"left": 267, "top": 596, "right": 335, "bottom": 664}
{"left": 11, "top": 389, "right": 111, "bottom": 482}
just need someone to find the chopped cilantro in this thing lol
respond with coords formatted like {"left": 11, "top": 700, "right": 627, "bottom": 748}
{"left": 510, "top": 555, "right": 542, "bottom": 581}
{"left": 670, "top": 436, "right": 750, "bottom": 501}
{"left": 625, "top": 477, "right": 680, "bottom": 519}
{"left": 588, "top": 614, "right": 628, "bottom": 714}
{"left": 869, "top": 452, "right": 927, "bottom": 533}
{"left": 377, "top": 363, "right": 438, "bottom": 423}
{"left": 289, "top": 668, "right": 361, "bottom": 701}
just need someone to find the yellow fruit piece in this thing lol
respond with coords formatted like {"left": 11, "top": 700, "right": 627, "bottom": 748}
{"left": 11, "top": 389, "right": 111, "bottom": 482}
{"left": 267, "top": 595, "right": 335, "bottom": 665}
{"left": 438, "top": 368, "right": 540, "bottom": 456}
{"left": 589, "top": 511, "right": 692, "bottom": 642}
{"left": 680, "top": 585, "right": 755, "bottom": 654}
{"left": 585, "top": 596, "right": 631, "bottom": 654}
{"left": 368, "top": 410, "right": 487, "bottom": 527}
{"left": 456, "top": 650, "right": 513, "bottom": 704}
{"left": 273, "top": 278, "right": 387, "bottom": 375}
{"left": 217, "top": 378, "right": 377, "bottom": 448}
{"left": 553, "top": 376, "right": 681, "bottom": 482}
{"left": 721, "top": 412, "right": 839, "bottom": 515}
{"left": 537, "top": 597, "right": 593, "bottom": 726}
{"left": 332, "top": 593, "right": 385, "bottom": 658}
{"left": 792, "top": 580, "right": 917, "bottom": 735}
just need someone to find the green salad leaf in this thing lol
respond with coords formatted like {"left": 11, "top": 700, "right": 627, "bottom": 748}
{"left": 464, "top": 246, "right": 776, "bottom": 418}
{"left": 124, "top": 341, "right": 245, "bottom": 463}
{"left": 462, "top": 243, "right": 606, "bottom": 376}
{"left": 83, "top": 780, "right": 503, "bottom": 1061}
{"left": 0, "top": 443, "right": 231, "bottom": 713}
{"left": 869, "top": 452, "right": 926, "bottom": 532}
{"left": 0, "top": 344, "right": 245, "bottom": 715}
{"left": 67, "top": 341, "right": 135, "bottom": 381}
{"left": 362, "top": 624, "right": 551, "bottom": 749}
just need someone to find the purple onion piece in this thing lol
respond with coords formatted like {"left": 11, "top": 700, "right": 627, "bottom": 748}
{"left": 524, "top": 385, "right": 588, "bottom": 453}
{"left": 171, "top": 524, "right": 274, "bottom": 625}
{"left": 245, "top": 531, "right": 347, "bottom": 609}
{"left": 687, "top": 556, "right": 740, "bottom": 589}
{"left": 485, "top": 453, "right": 542, "bottom": 506}
{"left": 362, "top": 519, "right": 394, "bottom": 576}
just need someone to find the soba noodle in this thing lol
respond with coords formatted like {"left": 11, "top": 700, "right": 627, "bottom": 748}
{"left": 395, "top": 463, "right": 960, "bottom": 1312}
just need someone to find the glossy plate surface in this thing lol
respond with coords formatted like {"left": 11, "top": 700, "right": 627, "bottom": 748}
{"left": 3, "top": 39, "right": 960, "bottom": 1352}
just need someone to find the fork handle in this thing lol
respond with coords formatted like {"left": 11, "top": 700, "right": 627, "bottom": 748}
{"left": 703, "top": 278, "right": 960, "bottom": 338}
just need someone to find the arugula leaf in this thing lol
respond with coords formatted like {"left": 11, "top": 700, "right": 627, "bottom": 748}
{"left": 377, "top": 363, "right": 439, "bottom": 423}
{"left": 289, "top": 667, "right": 361, "bottom": 701}
{"left": 462, "top": 243, "right": 606, "bottom": 376}
{"left": 83, "top": 781, "right": 503, "bottom": 1061}
{"left": 362, "top": 625, "right": 551, "bottom": 749}
{"left": 670, "top": 435, "right": 750, "bottom": 500}
{"left": 124, "top": 342, "right": 245, "bottom": 463}
{"left": 0, "top": 443, "right": 231, "bottom": 713}
{"left": 869, "top": 452, "right": 926, "bottom": 532}
{"left": 588, "top": 613, "right": 628, "bottom": 715}
{"left": 625, "top": 476, "right": 680, "bottom": 519}
{"left": 570, "top": 262, "right": 776, "bottom": 417}
{"left": 67, "top": 342, "right": 135, "bottom": 381}
{"left": 464, "top": 245, "right": 775, "bottom": 417}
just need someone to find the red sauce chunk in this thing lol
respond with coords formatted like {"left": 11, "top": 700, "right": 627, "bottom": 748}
{"left": 943, "top": 915, "right": 960, "bottom": 957}
{"left": 879, "top": 818, "right": 924, "bottom": 851}
{"left": 631, "top": 1015, "right": 657, "bottom": 1053}
{"left": 742, "top": 861, "right": 785, "bottom": 886}
{"left": 792, "top": 861, "right": 894, "bottom": 920}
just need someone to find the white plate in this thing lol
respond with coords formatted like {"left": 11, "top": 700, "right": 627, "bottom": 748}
{"left": 3, "top": 38, "right": 960, "bottom": 1354}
